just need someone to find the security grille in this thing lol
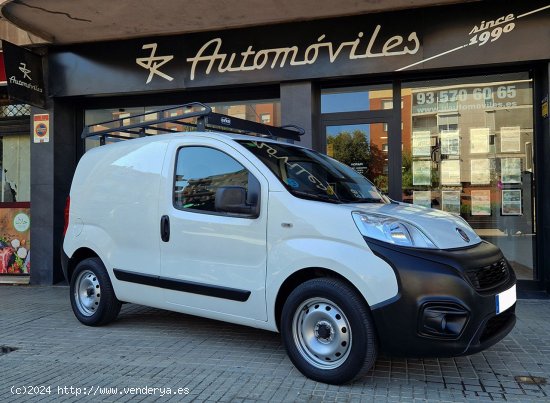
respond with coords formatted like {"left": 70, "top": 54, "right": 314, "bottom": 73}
{"left": 0, "top": 104, "right": 31, "bottom": 118}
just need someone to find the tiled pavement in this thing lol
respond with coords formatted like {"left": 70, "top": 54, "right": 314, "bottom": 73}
{"left": 1, "top": 286, "right": 550, "bottom": 402}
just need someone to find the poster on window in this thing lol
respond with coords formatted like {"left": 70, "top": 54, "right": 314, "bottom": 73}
{"left": 442, "top": 191, "right": 461, "bottom": 215}
{"left": 471, "top": 190, "right": 491, "bottom": 216}
{"left": 500, "top": 126, "right": 521, "bottom": 153}
{"left": 413, "top": 191, "right": 431, "bottom": 208}
{"left": 413, "top": 160, "right": 431, "bottom": 185}
{"left": 441, "top": 160, "right": 461, "bottom": 185}
{"left": 502, "top": 190, "right": 522, "bottom": 216}
{"left": 501, "top": 158, "right": 521, "bottom": 184}
{"left": 470, "top": 128, "right": 489, "bottom": 154}
{"left": 440, "top": 130, "right": 460, "bottom": 155}
{"left": 412, "top": 131, "right": 431, "bottom": 157}
{"left": 0, "top": 207, "right": 30, "bottom": 275}
{"left": 470, "top": 159, "right": 490, "bottom": 184}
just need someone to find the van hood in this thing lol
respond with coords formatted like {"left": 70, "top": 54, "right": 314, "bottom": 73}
{"left": 350, "top": 202, "right": 482, "bottom": 250}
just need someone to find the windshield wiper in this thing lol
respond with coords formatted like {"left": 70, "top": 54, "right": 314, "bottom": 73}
{"left": 290, "top": 190, "right": 342, "bottom": 204}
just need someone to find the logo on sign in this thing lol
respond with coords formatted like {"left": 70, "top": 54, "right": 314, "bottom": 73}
{"left": 13, "top": 213, "right": 30, "bottom": 232}
{"left": 136, "top": 43, "right": 174, "bottom": 84}
{"left": 35, "top": 123, "right": 47, "bottom": 137}
{"left": 18, "top": 63, "right": 31, "bottom": 80}
{"left": 221, "top": 117, "right": 231, "bottom": 125}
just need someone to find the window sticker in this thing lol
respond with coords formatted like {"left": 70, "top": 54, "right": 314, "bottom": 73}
{"left": 286, "top": 178, "right": 299, "bottom": 188}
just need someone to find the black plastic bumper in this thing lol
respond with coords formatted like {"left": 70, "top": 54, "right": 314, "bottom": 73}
{"left": 367, "top": 239, "right": 516, "bottom": 357}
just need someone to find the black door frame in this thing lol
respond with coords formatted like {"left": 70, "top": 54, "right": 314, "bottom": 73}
{"left": 319, "top": 81, "right": 403, "bottom": 200}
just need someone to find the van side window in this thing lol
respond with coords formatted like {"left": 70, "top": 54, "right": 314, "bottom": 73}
{"left": 174, "top": 146, "right": 250, "bottom": 213}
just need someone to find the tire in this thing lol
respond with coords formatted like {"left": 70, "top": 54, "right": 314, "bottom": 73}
{"left": 281, "top": 278, "right": 377, "bottom": 384}
{"left": 70, "top": 257, "right": 121, "bottom": 326}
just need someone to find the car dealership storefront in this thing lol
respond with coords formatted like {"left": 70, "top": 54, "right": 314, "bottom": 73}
{"left": 28, "top": 1, "right": 549, "bottom": 291}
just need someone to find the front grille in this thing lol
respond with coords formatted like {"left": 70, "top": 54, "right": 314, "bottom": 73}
{"left": 479, "top": 308, "right": 515, "bottom": 343}
{"left": 466, "top": 258, "right": 509, "bottom": 291}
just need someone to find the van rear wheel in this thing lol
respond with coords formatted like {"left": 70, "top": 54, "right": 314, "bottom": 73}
{"left": 281, "top": 278, "right": 377, "bottom": 384}
{"left": 70, "top": 257, "right": 121, "bottom": 326}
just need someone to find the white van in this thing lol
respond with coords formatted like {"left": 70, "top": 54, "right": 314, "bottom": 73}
{"left": 62, "top": 103, "right": 517, "bottom": 384}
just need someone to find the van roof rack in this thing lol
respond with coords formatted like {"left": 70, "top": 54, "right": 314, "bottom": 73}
{"left": 81, "top": 102, "right": 304, "bottom": 144}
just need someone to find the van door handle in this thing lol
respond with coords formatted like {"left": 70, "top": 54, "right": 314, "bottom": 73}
{"left": 160, "top": 215, "right": 170, "bottom": 242}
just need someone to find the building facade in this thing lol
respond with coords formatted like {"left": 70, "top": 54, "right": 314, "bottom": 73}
{"left": 1, "top": 1, "right": 548, "bottom": 292}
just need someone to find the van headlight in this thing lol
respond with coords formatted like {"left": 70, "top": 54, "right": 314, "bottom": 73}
{"left": 352, "top": 212, "right": 437, "bottom": 249}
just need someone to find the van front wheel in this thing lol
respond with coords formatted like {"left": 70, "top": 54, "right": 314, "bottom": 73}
{"left": 281, "top": 278, "right": 377, "bottom": 384}
{"left": 70, "top": 257, "right": 121, "bottom": 326}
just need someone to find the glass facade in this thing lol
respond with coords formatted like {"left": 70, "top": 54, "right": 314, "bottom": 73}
{"left": 0, "top": 103, "right": 31, "bottom": 277}
{"left": 325, "top": 123, "right": 388, "bottom": 193}
{"left": 84, "top": 99, "right": 281, "bottom": 151}
{"left": 320, "top": 73, "right": 537, "bottom": 281}
{"left": 321, "top": 84, "right": 393, "bottom": 113}
{"left": 402, "top": 73, "right": 535, "bottom": 280}
{"left": 82, "top": 71, "right": 541, "bottom": 284}
{"left": 0, "top": 134, "right": 30, "bottom": 202}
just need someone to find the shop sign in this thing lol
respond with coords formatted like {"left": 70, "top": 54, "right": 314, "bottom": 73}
{"left": 2, "top": 41, "right": 46, "bottom": 108}
{"left": 184, "top": 25, "right": 420, "bottom": 81}
{"left": 412, "top": 82, "right": 528, "bottom": 115}
{"left": 33, "top": 113, "right": 50, "bottom": 143}
{"left": 49, "top": 1, "right": 550, "bottom": 96}
{"left": 350, "top": 162, "right": 367, "bottom": 175}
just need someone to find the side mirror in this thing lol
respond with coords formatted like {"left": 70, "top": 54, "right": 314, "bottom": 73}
{"left": 215, "top": 186, "right": 257, "bottom": 215}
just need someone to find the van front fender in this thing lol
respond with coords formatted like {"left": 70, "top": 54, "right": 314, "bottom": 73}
{"left": 266, "top": 238, "right": 399, "bottom": 325}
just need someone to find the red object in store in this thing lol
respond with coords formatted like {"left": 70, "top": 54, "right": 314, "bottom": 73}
{"left": 0, "top": 52, "right": 6, "bottom": 83}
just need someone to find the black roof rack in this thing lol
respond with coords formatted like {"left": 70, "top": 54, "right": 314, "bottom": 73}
{"left": 81, "top": 102, "right": 304, "bottom": 144}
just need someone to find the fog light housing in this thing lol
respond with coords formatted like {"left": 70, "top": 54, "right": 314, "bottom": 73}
{"left": 418, "top": 302, "right": 469, "bottom": 339}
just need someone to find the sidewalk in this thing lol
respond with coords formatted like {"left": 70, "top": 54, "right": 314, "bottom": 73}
{"left": 1, "top": 286, "right": 549, "bottom": 402}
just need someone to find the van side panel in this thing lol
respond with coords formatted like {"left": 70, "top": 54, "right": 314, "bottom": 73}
{"left": 65, "top": 139, "right": 169, "bottom": 303}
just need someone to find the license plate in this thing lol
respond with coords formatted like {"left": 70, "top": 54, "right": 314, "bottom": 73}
{"left": 496, "top": 284, "right": 516, "bottom": 315}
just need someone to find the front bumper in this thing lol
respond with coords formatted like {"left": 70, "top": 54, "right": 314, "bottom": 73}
{"left": 367, "top": 239, "right": 516, "bottom": 357}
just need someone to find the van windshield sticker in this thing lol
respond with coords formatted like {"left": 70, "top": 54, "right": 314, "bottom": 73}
{"left": 250, "top": 141, "right": 331, "bottom": 193}
{"left": 286, "top": 178, "right": 300, "bottom": 188}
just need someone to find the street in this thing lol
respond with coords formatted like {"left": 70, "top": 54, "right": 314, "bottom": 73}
{"left": 1, "top": 286, "right": 549, "bottom": 402}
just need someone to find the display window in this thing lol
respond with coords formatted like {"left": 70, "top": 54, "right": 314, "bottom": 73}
{"left": 401, "top": 72, "right": 535, "bottom": 280}
{"left": 84, "top": 99, "right": 281, "bottom": 151}
{"left": 0, "top": 104, "right": 31, "bottom": 278}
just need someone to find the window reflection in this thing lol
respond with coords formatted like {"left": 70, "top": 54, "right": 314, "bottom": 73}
{"left": 325, "top": 123, "right": 388, "bottom": 193}
{"left": 0, "top": 135, "right": 30, "bottom": 202}
{"left": 402, "top": 73, "right": 535, "bottom": 279}
{"left": 321, "top": 84, "right": 392, "bottom": 113}
{"left": 174, "top": 147, "right": 249, "bottom": 212}
{"left": 84, "top": 99, "right": 280, "bottom": 151}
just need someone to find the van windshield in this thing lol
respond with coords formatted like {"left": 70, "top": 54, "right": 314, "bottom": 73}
{"left": 237, "top": 140, "right": 388, "bottom": 204}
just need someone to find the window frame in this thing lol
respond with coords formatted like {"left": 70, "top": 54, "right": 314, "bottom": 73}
{"left": 172, "top": 145, "right": 261, "bottom": 219}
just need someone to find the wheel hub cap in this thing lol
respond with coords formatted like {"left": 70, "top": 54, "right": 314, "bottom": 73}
{"left": 292, "top": 298, "right": 352, "bottom": 369}
{"left": 314, "top": 321, "right": 334, "bottom": 343}
{"left": 74, "top": 270, "right": 101, "bottom": 317}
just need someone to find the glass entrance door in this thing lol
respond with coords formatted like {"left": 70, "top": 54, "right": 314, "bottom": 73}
{"left": 324, "top": 122, "right": 389, "bottom": 194}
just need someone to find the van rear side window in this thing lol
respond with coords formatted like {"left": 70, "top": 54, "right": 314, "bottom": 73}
{"left": 174, "top": 146, "right": 249, "bottom": 213}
